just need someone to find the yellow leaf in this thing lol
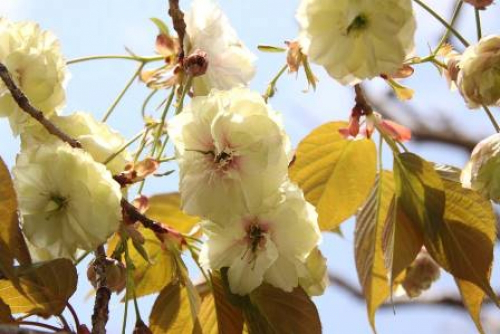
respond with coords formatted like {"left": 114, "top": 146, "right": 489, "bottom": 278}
{"left": 355, "top": 171, "right": 395, "bottom": 332}
{"left": 0, "top": 259, "right": 77, "bottom": 317}
{"left": 456, "top": 279, "right": 486, "bottom": 334}
{"left": 248, "top": 285, "right": 321, "bottom": 334}
{"left": 429, "top": 178, "right": 498, "bottom": 305}
{"left": 127, "top": 227, "right": 176, "bottom": 300}
{"left": 290, "top": 122, "right": 377, "bottom": 230}
{"left": 198, "top": 294, "right": 219, "bottom": 334}
{"left": 149, "top": 283, "right": 201, "bottom": 334}
{"left": 0, "top": 157, "right": 30, "bottom": 269}
{"left": 146, "top": 193, "right": 200, "bottom": 233}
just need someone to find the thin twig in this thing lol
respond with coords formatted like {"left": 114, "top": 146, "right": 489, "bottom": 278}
{"left": 354, "top": 84, "right": 374, "bottom": 115}
{"left": 0, "top": 62, "right": 81, "bottom": 148}
{"left": 91, "top": 245, "right": 111, "bottom": 334}
{"left": 168, "top": 0, "right": 187, "bottom": 62}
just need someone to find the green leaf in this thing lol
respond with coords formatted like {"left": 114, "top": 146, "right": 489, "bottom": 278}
{"left": 355, "top": 171, "right": 395, "bottom": 332}
{"left": 247, "top": 285, "right": 321, "bottom": 334}
{"left": 150, "top": 17, "right": 170, "bottom": 36}
{"left": 0, "top": 259, "right": 77, "bottom": 317}
{"left": 428, "top": 178, "right": 498, "bottom": 305}
{"left": 149, "top": 283, "right": 201, "bottom": 334}
{"left": 257, "top": 45, "right": 286, "bottom": 53}
{"left": 290, "top": 122, "right": 377, "bottom": 230}
{"left": 456, "top": 278, "right": 486, "bottom": 334}
{"left": 146, "top": 193, "right": 200, "bottom": 233}
{"left": 126, "top": 227, "right": 177, "bottom": 300}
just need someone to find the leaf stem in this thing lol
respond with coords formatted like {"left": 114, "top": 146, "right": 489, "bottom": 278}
{"left": 17, "top": 321, "right": 64, "bottom": 332}
{"left": 102, "top": 63, "right": 145, "bottom": 122}
{"left": 435, "top": 0, "right": 464, "bottom": 53}
{"left": 67, "top": 54, "right": 163, "bottom": 65}
{"left": 67, "top": 302, "right": 81, "bottom": 330}
{"left": 413, "top": 0, "right": 470, "bottom": 47}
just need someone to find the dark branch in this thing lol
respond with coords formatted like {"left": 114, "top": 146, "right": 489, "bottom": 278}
{"left": 91, "top": 246, "right": 111, "bottom": 334}
{"left": 0, "top": 62, "right": 81, "bottom": 148}
{"left": 168, "top": 0, "right": 187, "bottom": 62}
{"left": 0, "top": 325, "right": 69, "bottom": 334}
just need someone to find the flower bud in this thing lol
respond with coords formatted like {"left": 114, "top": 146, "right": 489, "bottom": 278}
{"left": 402, "top": 248, "right": 440, "bottom": 298}
{"left": 461, "top": 133, "right": 500, "bottom": 202}
{"left": 184, "top": 49, "right": 209, "bottom": 77}
{"left": 458, "top": 35, "right": 500, "bottom": 108}
{"left": 463, "top": 0, "right": 494, "bottom": 9}
{"left": 87, "top": 257, "right": 127, "bottom": 293}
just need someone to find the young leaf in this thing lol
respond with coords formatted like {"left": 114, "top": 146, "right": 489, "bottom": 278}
{"left": 149, "top": 283, "right": 201, "bottom": 334}
{"left": 125, "top": 228, "right": 176, "bottom": 300}
{"left": 0, "top": 157, "right": 30, "bottom": 267}
{"left": 355, "top": 171, "right": 395, "bottom": 331}
{"left": 247, "top": 285, "right": 321, "bottom": 334}
{"left": 257, "top": 45, "right": 286, "bottom": 53}
{"left": 146, "top": 193, "right": 200, "bottom": 233}
{"left": 150, "top": 17, "right": 170, "bottom": 36}
{"left": 0, "top": 259, "right": 77, "bottom": 317}
{"left": 198, "top": 294, "right": 218, "bottom": 334}
{"left": 290, "top": 122, "right": 377, "bottom": 230}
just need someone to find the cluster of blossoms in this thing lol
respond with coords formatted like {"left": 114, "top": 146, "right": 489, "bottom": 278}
{"left": 0, "top": 18, "right": 128, "bottom": 260}
{"left": 168, "top": 0, "right": 326, "bottom": 296}
{"left": 297, "top": 0, "right": 416, "bottom": 85}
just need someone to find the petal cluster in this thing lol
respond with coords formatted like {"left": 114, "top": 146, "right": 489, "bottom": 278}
{"left": 461, "top": 133, "right": 500, "bottom": 202}
{"left": 297, "top": 0, "right": 416, "bottom": 85}
{"left": 458, "top": 35, "right": 500, "bottom": 108}
{"left": 168, "top": 88, "right": 290, "bottom": 222}
{"left": 0, "top": 18, "right": 68, "bottom": 134}
{"left": 185, "top": 0, "right": 256, "bottom": 95}
{"left": 21, "top": 111, "right": 131, "bottom": 174}
{"left": 13, "top": 143, "right": 122, "bottom": 259}
{"left": 170, "top": 87, "right": 326, "bottom": 295}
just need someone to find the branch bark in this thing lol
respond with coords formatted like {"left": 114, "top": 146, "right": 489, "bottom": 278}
{"left": 0, "top": 62, "right": 81, "bottom": 148}
{"left": 91, "top": 246, "right": 111, "bottom": 334}
{"left": 168, "top": 0, "right": 187, "bottom": 62}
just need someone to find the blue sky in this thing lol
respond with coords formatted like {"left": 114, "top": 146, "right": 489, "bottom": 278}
{"left": 1, "top": 1, "right": 499, "bottom": 333}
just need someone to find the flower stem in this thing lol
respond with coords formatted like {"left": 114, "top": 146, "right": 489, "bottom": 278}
{"left": 67, "top": 302, "right": 81, "bottom": 329}
{"left": 175, "top": 76, "right": 193, "bottom": 115}
{"left": 413, "top": 0, "right": 470, "bottom": 47}
{"left": 102, "top": 63, "right": 145, "bottom": 122}
{"left": 104, "top": 127, "right": 152, "bottom": 165}
{"left": 141, "top": 89, "right": 159, "bottom": 119}
{"left": 67, "top": 54, "right": 163, "bottom": 65}
{"left": 151, "top": 86, "right": 177, "bottom": 157}
{"left": 434, "top": 0, "right": 464, "bottom": 53}
{"left": 156, "top": 87, "right": 178, "bottom": 159}
{"left": 124, "top": 241, "right": 142, "bottom": 321}
{"left": 474, "top": 8, "right": 482, "bottom": 41}
{"left": 263, "top": 64, "right": 288, "bottom": 103}
{"left": 482, "top": 105, "right": 500, "bottom": 133}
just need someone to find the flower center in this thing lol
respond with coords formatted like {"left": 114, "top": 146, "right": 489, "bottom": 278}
{"left": 346, "top": 14, "right": 369, "bottom": 35}
{"left": 241, "top": 219, "right": 269, "bottom": 268}
{"left": 214, "top": 149, "right": 233, "bottom": 167}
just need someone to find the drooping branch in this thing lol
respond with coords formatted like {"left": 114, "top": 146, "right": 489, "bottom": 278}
{"left": 0, "top": 62, "right": 81, "bottom": 148}
{"left": 0, "top": 326, "right": 69, "bottom": 334}
{"left": 168, "top": 0, "right": 187, "bottom": 62}
{"left": 91, "top": 245, "right": 111, "bottom": 334}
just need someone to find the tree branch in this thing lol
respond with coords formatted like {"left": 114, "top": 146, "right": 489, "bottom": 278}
{"left": 328, "top": 273, "right": 496, "bottom": 309}
{"left": 0, "top": 325, "right": 69, "bottom": 334}
{"left": 0, "top": 62, "right": 81, "bottom": 148}
{"left": 168, "top": 0, "right": 187, "bottom": 62}
{"left": 91, "top": 246, "right": 111, "bottom": 334}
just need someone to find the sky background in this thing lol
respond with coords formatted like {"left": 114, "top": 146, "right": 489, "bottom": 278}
{"left": 1, "top": 0, "right": 500, "bottom": 333}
